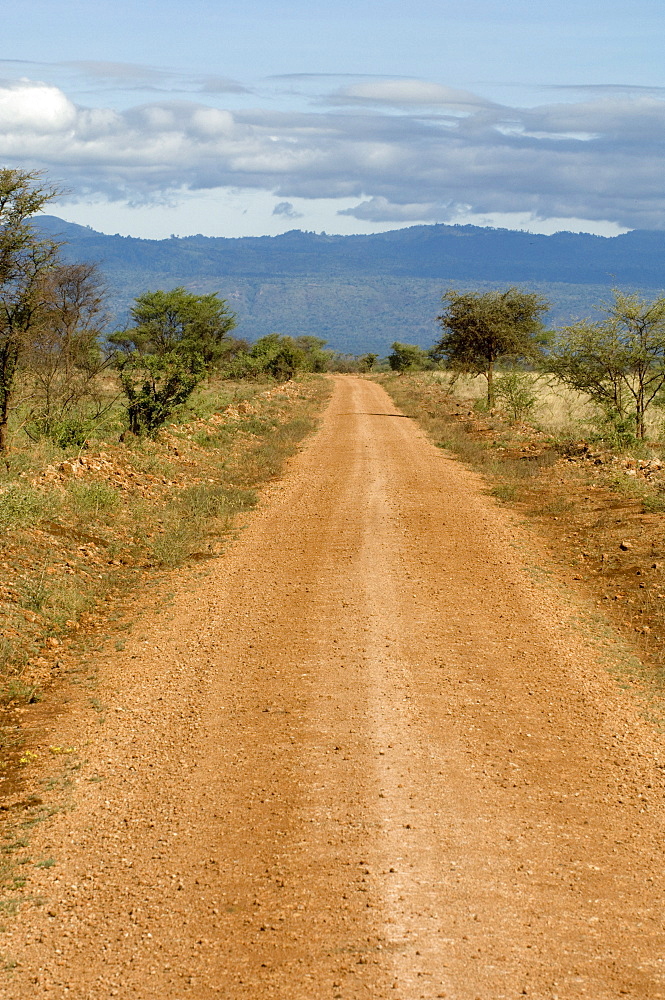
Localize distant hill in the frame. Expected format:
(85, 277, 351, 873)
(34, 217, 665, 354)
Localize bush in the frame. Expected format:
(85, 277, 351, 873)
(26, 416, 90, 449)
(493, 372, 538, 422)
(117, 351, 205, 436)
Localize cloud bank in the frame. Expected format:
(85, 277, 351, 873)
(1, 76, 664, 230)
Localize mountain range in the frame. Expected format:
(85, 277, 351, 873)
(35, 216, 665, 354)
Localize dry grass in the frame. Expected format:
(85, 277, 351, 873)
(0, 376, 331, 704)
(426, 370, 665, 440)
(381, 371, 665, 698)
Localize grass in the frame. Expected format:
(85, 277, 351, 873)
(66, 481, 119, 520)
(489, 483, 519, 503)
(0, 375, 331, 702)
(0, 485, 53, 532)
(383, 372, 665, 508)
(381, 369, 665, 710)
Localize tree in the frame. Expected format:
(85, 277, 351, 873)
(433, 287, 549, 406)
(25, 263, 113, 445)
(388, 341, 430, 374)
(227, 333, 320, 381)
(548, 290, 665, 440)
(110, 287, 239, 435)
(0, 169, 61, 453)
(251, 334, 307, 380)
(110, 287, 237, 370)
(358, 352, 379, 373)
(293, 336, 330, 373)
(116, 351, 206, 437)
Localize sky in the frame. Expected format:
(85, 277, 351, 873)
(2, 0, 665, 239)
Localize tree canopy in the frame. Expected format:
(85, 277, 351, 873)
(388, 341, 432, 374)
(110, 287, 238, 369)
(433, 287, 549, 405)
(548, 289, 665, 439)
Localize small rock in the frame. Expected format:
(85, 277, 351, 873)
(619, 541, 632, 551)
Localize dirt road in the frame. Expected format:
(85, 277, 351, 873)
(3, 376, 665, 999)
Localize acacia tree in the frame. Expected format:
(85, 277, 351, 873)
(549, 290, 665, 439)
(358, 352, 379, 373)
(116, 351, 206, 437)
(388, 341, 431, 373)
(433, 287, 549, 406)
(109, 287, 240, 436)
(110, 287, 238, 369)
(0, 169, 61, 452)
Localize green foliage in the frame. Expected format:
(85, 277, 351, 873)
(116, 351, 206, 437)
(0, 484, 50, 530)
(358, 352, 379, 372)
(434, 287, 549, 406)
(261, 338, 306, 381)
(0, 170, 62, 452)
(549, 289, 665, 439)
(226, 333, 331, 381)
(493, 372, 539, 422)
(590, 408, 638, 450)
(293, 336, 330, 373)
(26, 416, 89, 449)
(110, 286, 239, 370)
(388, 341, 431, 373)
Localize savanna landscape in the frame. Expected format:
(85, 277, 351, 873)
(1, 169, 665, 998)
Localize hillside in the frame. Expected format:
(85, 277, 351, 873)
(35, 217, 665, 353)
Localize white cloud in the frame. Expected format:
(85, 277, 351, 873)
(3, 77, 665, 232)
(0, 80, 76, 132)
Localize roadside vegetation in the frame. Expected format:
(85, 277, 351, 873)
(0, 376, 330, 706)
(379, 285, 665, 703)
(382, 368, 665, 691)
(0, 169, 336, 708)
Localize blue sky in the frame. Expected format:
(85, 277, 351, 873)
(2, 0, 665, 237)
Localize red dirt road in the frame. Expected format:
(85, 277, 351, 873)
(2, 376, 665, 999)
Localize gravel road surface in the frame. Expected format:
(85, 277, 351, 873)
(3, 376, 665, 999)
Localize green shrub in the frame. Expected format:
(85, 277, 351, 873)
(493, 372, 538, 422)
